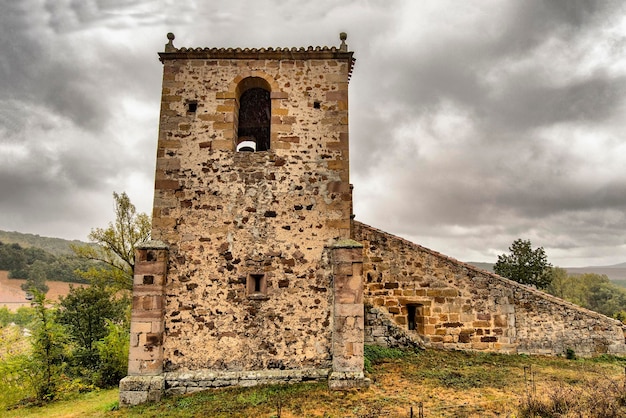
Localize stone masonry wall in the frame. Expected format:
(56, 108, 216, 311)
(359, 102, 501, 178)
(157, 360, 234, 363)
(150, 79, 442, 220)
(354, 222, 626, 356)
(151, 50, 354, 373)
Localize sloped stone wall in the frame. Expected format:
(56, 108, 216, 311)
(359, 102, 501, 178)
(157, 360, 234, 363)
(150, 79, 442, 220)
(354, 222, 626, 356)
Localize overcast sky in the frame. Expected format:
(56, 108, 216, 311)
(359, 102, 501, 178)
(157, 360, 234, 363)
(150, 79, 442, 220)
(1, 0, 625, 267)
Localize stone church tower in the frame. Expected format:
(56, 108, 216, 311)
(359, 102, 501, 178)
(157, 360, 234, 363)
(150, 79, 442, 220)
(120, 33, 367, 406)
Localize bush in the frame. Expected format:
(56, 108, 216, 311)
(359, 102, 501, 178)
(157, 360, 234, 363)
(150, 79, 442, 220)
(28, 292, 69, 403)
(0, 326, 34, 409)
(93, 320, 130, 387)
(57, 284, 128, 381)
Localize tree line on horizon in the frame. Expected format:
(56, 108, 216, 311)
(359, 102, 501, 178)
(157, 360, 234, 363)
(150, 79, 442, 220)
(0, 242, 94, 294)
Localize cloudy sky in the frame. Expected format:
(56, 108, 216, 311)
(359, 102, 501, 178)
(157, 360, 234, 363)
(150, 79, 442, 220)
(1, 0, 626, 267)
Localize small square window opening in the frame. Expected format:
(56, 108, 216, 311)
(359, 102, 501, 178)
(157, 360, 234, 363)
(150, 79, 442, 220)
(247, 273, 269, 300)
(187, 101, 198, 113)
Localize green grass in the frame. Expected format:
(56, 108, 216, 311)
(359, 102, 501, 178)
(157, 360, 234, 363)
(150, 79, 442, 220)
(2, 389, 118, 418)
(4, 348, 626, 417)
(363, 344, 411, 372)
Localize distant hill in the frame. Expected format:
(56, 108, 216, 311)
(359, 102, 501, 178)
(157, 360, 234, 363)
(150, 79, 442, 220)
(466, 262, 494, 272)
(466, 261, 626, 289)
(0, 230, 89, 256)
(564, 267, 626, 287)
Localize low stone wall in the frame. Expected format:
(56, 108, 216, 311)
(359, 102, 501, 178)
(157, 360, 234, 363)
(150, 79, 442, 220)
(354, 221, 626, 356)
(165, 368, 330, 395)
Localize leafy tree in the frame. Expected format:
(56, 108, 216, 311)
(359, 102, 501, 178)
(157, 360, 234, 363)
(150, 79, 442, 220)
(0, 306, 35, 328)
(583, 275, 626, 317)
(57, 284, 127, 373)
(94, 319, 130, 387)
(0, 242, 26, 275)
(27, 291, 68, 402)
(545, 267, 569, 298)
(72, 192, 151, 290)
(494, 239, 553, 289)
(20, 260, 49, 294)
(544, 272, 626, 319)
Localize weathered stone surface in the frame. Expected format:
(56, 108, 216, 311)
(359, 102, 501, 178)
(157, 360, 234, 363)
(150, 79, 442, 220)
(123, 36, 358, 407)
(148, 41, 354, 375)
(328, 371, 370, 389)
(164, 368, 331, 394)
(119, 376, 165, 407)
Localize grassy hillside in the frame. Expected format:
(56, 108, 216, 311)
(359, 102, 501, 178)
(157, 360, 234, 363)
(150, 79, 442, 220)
(0, 230, 89, 257)
(5, 348, 626, 417)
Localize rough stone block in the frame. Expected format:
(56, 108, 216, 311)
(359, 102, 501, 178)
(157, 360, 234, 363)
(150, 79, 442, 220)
(119, 375, 165, 407)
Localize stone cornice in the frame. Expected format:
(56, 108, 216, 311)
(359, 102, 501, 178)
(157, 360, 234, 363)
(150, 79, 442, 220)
(158, 33, 356, 79)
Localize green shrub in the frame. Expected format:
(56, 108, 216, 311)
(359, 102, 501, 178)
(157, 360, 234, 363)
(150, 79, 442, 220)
(93, 320, 129, 387)
(0, 353, 34, 409)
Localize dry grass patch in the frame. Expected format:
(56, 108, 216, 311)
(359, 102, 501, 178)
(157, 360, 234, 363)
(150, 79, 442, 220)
(4, 348, 626, 417)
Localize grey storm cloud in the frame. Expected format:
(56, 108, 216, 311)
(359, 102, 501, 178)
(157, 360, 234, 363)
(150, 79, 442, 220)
(348, 1, 626, 268)
(1, 0, 626, 267)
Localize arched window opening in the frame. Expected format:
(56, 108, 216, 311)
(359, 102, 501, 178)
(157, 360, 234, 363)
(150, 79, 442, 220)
(237, 87, 271, 152)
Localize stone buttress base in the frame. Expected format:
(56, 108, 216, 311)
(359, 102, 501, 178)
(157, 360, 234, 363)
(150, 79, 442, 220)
(119, 368, 370, 406)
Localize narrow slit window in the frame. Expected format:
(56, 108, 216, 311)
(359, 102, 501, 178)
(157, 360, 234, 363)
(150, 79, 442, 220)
(406, 304, 425, 333)
(407, 305, 416, 331)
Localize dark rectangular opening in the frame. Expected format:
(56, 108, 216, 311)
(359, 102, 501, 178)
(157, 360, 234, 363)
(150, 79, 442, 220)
(407, 305, 417, 331)
(247, 273, 268, 300)
(407, 303, 425, 333)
